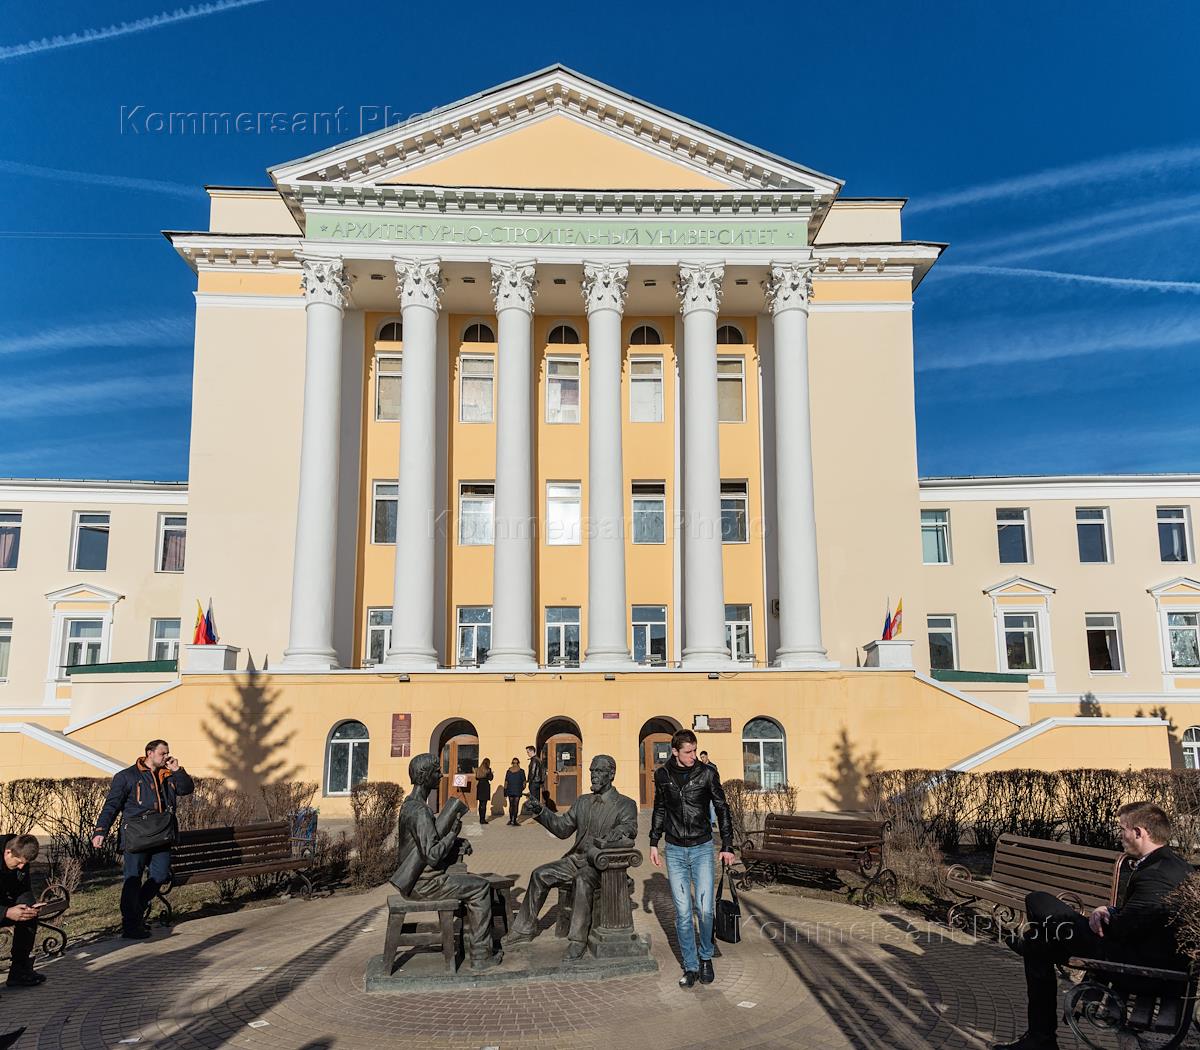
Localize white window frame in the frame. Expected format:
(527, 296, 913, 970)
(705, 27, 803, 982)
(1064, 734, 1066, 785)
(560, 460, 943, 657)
(996, 507, 1032, 564)
(375, 316, 403, 342)
(1084, 612, 1125, 674)
(632, 483, 666, 545)
(631, 605, 668, 666)
(156, 512, 187, 573)
(921, 509, 952, 565)
(324, 720, 370, 797)
(1158, 506, 1194, 564)
(724, 604, 753, 663)
(71, 510, 111, 571)
(1075, 506, 1113, 564)
(364, 607, 393, 666)
(1183, 727, 1200, 770)
(375, 351, 403, 422)
(716, 356, 746, 423)
(741, 717, 787, 791)
(629, 324, 662, 346)
(459, 354, 495, 424)
(59, 616, 106, 674)
(461, 320, 496, 343)
(372, 481, 398, 545)
(720, 481, 749, 544)
(0, 511, 21, 571)
(545, 606, 581, 667)
(546, 481, 581, 547)
(456, 606, 492, 667)
(149, 618, 181, 662)
(545, 355, 581, 425)
(716, 324, 745, 345)
(629, 355, 664, 423)
(458, 482, 495, 546)
(0, 618, 12, 682)
(926, 614, 959, 671)
(1160, 606, 1200, 673)
(997, 608, 1049, 673)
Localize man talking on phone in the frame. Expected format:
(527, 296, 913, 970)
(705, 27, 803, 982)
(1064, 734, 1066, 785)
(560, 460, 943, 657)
(1, 834, 46, 987)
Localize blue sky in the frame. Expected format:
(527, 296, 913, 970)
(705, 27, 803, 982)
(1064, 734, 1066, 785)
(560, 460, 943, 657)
(0, 0, 1197, 481)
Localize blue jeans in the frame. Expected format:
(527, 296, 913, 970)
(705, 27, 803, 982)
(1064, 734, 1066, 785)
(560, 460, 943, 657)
(664, 842, 715, 972)
(121, 848, 171, 930)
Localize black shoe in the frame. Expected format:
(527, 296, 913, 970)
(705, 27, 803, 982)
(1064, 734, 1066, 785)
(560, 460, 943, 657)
(5, 970, 45, 988)
(122, 926, 152, 940)
(0, 1027, 26, 1049)
(698, 958, 714, 984)
(991, 1033, 1058, 1050)
(678, 970, 698, 988)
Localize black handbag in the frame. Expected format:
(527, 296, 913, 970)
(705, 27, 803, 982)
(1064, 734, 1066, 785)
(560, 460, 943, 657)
(715, 864, 742, 944)
(122, 808, 177, 854)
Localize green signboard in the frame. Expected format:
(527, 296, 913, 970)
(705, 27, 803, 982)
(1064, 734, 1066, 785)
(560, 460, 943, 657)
(306, 212, 807, 250)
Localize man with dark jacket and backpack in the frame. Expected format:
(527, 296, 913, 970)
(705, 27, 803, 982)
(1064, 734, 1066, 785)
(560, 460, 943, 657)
(650, 729, 735, 989)
(91, 740, 194, 939)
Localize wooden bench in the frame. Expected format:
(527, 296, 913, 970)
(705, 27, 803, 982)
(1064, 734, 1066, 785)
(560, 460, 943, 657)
(1063, 955, 1199, 1050)
(0, 884, 71, 961)
(945, 833, 1126, 935)
(735, 813, 897, 906)
(151, 820, 313, 922)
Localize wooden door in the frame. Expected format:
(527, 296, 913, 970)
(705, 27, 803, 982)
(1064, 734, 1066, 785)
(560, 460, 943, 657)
(438, 734, 479, 808)
(546, 733, 581, 808)
(640, 734, 672, 806)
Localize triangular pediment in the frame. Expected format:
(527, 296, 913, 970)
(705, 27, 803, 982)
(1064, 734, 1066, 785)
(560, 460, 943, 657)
(269, 65, 842, 198)
(984, 576, 1056, 598)
(44, 583, 124, 604)
(1149, 577, 1200, 598)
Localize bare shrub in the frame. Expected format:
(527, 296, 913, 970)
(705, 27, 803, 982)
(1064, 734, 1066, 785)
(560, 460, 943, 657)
(1059, 769, 1125, 849)
(722, 779, 751, 845)
(888, 841, 948, 901)
(45, 778, 117, 867)
(925, 771, 979, 853)
(766, 782, 798, 816)
(309, 830, 351, 891)
(971, 770, 1060, 848)
(1168, 873, 1200, 963)
(47, 853, 83, 895)
(349, 781, 404, 887)
(866, 769, 939, 849)
(1, 779, 56, 835)
(177, 777, 259, 830)
(260, 781, 318, 823)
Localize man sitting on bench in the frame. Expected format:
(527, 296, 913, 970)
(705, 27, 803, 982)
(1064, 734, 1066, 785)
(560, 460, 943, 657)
(994, 800, 1191, 1050)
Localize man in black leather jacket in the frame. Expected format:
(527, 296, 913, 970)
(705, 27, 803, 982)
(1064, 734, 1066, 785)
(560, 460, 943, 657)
(1, 835, 44, 988)
(521, 745, 546, 821)
(994, 801, 1193, 1050)
(649, 729, 735, 988)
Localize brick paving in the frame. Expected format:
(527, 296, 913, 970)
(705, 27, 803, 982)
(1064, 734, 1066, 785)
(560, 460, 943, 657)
(2, 812, 1188, 1049)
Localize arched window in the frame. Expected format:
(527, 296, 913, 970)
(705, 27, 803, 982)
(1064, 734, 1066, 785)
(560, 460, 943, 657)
(377, 320, 403, 342)
(1184, 727, 1200, 769)
(629, 324, 662, 346)
(742, 717, 786, 790)
(716, 324, 745, 345)
(548, 324, 581, 345)
(463, 322, 495, 343)
(326, 720, 369, 795)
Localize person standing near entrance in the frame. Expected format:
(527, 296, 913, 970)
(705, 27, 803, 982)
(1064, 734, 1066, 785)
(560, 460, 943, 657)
(650, 729, 735, 989)
(474, 758, 494, 824)
(504, 758, 526, 826)
(522, 744, 545, 822)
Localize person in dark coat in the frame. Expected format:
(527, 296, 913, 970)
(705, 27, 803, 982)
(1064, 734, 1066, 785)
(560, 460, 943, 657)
(521, 744, 546, 823)
(92, 739, 195, 939)
(503, 758, 526, 826)
(993, 800, 1194, 1050)
(474, 758, 494, 824)
(1, 834, 44, 988)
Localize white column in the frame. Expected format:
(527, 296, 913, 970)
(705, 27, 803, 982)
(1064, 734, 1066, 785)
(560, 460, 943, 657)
(765, 261, 834, 668)
(677, 263, 732, 668)
(482, 261, 538, 670)
(581, 263, 634, 668)
(382, 258, 444, 670)
(282, 256, 351, 670)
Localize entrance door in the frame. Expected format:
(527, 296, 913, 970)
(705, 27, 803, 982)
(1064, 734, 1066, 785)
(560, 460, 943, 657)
(640, 734, 672, 807)
(546, 733, 581, 808)
(439, 734, 479, 808)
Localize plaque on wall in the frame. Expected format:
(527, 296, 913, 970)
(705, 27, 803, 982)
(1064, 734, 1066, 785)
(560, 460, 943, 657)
(391, 713, 412, 757)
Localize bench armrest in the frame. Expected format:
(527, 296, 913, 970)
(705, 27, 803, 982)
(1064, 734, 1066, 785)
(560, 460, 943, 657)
(1066, 956, 1192, 983)
(944, 863, 974, 883)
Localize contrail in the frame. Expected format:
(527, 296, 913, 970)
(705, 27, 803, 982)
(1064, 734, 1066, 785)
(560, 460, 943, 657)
(932, 264, 1200, 295)
(0, 0, 272, 62)
(0, 159, 197, 200)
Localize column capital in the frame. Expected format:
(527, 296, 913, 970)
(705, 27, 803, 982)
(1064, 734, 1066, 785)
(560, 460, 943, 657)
(580, 262, 629, 315)
(298, 255, 352, 311)
(676, 263, 724, 316)
(764, 261, 818, 315)
(490, 260, 537, 314)
(394, 257, 444, 312)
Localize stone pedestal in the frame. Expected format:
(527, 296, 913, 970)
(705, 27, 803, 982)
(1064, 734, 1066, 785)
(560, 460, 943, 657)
(863, 639, 914, 669)
(185, 644, 240, 672)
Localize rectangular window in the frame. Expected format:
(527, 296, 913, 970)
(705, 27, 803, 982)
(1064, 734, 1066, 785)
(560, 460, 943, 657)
(927, 615, 958, 670)
(0, 619, 11, 679)
(921, 510, 951, 565)
(0, 512, 21, 570)
(717, 357, 745, 422)
(1159, 506, 1192, 562)
(545, 606, 581, 666)
(629, 356, 663, 423)
(365, 607, 392, 665)
(632, 482, 666, 544)
(157, 514, 187, 572)
(1168, 612, 1200, 669)
(372, 481, 398, 544)
(724, 604, 753, 662)
(62, 618, 103, 671)
(631, 605, 667, 666)
(375, 353, 402, 421)
(72, 511, 110, 571)
(1002, 612, 1041, 672)
(459, 356, 494, 423)
(1085, 613, 1123, 672)
(459, 483, 495, 545)
(1076, 507, 1111, 563)
(996, 507, 1030, 563)
(721, 481, 748, 543)
(456, 606, 491, 666)
(546, 482, 581, 546)
(546, 357, 580, 424)
(150, 618, 181, 662)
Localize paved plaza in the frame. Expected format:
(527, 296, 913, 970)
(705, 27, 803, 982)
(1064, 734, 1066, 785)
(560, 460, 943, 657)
(4, 813, 1188, 1050)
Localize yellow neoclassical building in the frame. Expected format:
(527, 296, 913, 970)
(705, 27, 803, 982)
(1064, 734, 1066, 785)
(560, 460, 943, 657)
(2, 67, 1197, 810)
